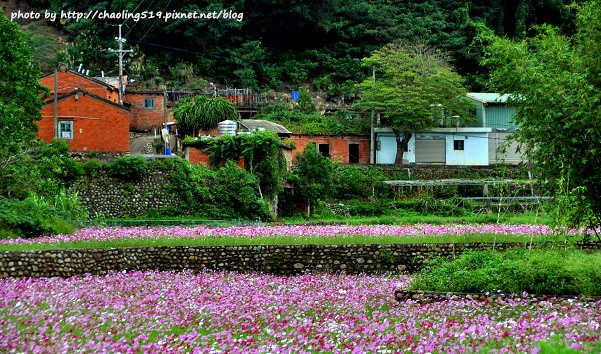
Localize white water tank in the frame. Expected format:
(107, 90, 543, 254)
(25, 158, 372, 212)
(218, 120, 238, 136)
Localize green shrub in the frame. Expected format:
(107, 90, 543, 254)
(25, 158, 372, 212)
(0, 196, 75, 238)
(81, 158, 102, 177)
(208, 161, 271, 221)
(332, 165, 389, 200)
(345, 200, 389, 217)
(411, 249, 601, 296)
(107, 156, 148, 180)
(39, 139, 84, 187)
(166, 158, 271, 221)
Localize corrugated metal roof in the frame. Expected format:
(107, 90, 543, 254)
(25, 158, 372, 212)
(239, 119, 291, 134)
(467, 93, 511, 104)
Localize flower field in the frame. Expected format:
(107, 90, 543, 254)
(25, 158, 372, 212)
(1, 270, 600, 353)
(0, 224, 569, 247)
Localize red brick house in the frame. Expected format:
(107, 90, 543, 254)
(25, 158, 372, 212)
(40, 69, 120, 103)
(123, 89, 168, 132)
(39, 89, 130, 153)
(291, 133, 370, 164)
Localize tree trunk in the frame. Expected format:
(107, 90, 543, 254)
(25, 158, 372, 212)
(393, 129, 412, 165)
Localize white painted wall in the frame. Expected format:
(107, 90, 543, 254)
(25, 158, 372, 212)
(375, 132, 415, 164)
(375, 128, 490, 165)
(444, 132, 489, 166)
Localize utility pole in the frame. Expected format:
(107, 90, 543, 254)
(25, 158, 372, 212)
(370, 66, 376, 164)
(109, 24, 133, 105)
(53, 68, 58, 139)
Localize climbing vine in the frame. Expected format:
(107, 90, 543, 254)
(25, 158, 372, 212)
(182, 130, 283, 199)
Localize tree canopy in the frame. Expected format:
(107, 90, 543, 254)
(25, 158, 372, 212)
(21, 0, 580, 91)
(356, 42, 473, 164)
(480, 0, 601, 230)
(0, 9, 47, 142)
(0, 8, 49, 198)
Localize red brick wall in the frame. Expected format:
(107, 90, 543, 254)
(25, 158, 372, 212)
(39, 93, 130, 153)
(124, 92, 166, 131)
(40, 72, 118, 102)
(196, 127, 219, 136)
(291, 134, 371, 164)
(186, 147, 245, 168)
(186, 147, 211, 166)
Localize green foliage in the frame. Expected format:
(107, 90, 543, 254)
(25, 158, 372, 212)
(33, 0, 581, 92)
(338, 197, 466, 217)
(107, 156, 148, 181)
(332, 165, 389, 200)
(173, 95, 238, 136)
(356, 42, 474, 164)
(0, 192, 85, 239)
(39, 140, 84, 186)
(288, 144, 334, 215)
(0, 9, 47, 139)
(294, 87, 316, 114)
(0, 12, 88, 238)
(183, 130, 283, 199)
(165, 158, 212, 211)
(81, 158, 103, 177)
(207, 161, 271, 221)
(480, 1, 601, 230)
(165, 158, 271, 221)
(255, 104, 370, 135)
(411, 249, 601, 296)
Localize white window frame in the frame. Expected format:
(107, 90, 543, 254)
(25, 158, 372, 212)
(143, 97, 156, 109)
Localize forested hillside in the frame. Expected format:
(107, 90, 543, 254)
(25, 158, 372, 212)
(16, 0, 581, 92)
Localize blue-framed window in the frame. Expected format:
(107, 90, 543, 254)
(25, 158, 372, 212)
(59, 121, 73, 140)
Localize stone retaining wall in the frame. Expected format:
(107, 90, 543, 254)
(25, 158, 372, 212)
(2, 242, 600, 278)
(71, 170, 182, 218)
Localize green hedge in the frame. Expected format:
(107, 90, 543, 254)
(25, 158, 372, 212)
(411, 248, 601, 296)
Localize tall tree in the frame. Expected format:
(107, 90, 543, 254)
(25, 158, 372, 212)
(0, 9, 47, 139)
(479, 0, 601, 230)
(356, 42, 473, 164)
(0, 9, 48, 198)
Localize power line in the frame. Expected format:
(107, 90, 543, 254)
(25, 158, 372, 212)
(136, 0, 174, 45)
(124, 0, 158, 37)
(121, 0, 147, 27)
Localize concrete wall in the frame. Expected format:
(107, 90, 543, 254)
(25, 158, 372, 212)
(444, 132, 489, 166)
(2, 242, 599, 278)
(375, 129, 490, 166)
(376, 133, 415, 164)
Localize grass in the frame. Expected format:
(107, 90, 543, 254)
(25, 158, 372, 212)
(0, 233, 572, 252)
(410, 248, 601, 296)
(91, 211, 551, 228)
(279, 210, 552, 226)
